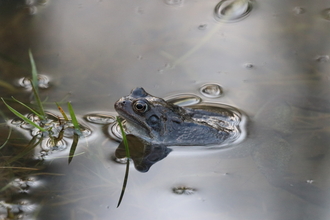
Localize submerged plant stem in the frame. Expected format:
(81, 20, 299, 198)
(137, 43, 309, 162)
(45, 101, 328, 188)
(116, 117, 130, 208)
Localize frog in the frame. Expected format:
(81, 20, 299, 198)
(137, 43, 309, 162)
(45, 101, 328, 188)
(114, 87, 243, 147)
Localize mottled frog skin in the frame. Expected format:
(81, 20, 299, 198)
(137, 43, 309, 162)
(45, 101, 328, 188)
(114, 87, 242, 146)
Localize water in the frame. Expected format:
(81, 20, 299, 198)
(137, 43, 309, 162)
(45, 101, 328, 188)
(1, 0, 330, 219)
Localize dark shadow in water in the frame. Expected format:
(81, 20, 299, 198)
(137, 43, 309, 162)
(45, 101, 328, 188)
(115, 134, 172, 172)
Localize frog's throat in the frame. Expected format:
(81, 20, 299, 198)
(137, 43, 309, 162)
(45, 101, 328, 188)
(117, 112, 152, 138)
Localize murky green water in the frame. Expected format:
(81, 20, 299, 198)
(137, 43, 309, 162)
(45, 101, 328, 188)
(1, 0, 330, 219)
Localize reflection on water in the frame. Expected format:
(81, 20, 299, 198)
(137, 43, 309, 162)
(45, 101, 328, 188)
(1, 0, 330, 219)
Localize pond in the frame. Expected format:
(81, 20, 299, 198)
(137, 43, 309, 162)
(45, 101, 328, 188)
(1, 0, 330, 219)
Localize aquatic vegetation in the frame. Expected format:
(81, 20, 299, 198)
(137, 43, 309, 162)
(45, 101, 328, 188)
(116, 116, 130, 208)
(1, 50, 89, 163)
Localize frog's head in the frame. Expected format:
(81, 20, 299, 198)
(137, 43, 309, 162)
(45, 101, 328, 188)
(114, 87, 176, 139)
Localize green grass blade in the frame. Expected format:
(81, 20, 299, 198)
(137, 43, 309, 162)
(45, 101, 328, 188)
(29, 49, 38, 94)
(30, 80, 46, 119)
(1, 98, 47, 132)
(28, 50, 46, 118)
(116, 117, 130, 158)
(116, 117, 130, 208)
(68, 132, 79, 164)
(11, 96, 44, 119)
(67, 102, 80, 133)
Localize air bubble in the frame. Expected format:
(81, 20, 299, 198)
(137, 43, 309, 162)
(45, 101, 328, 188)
(315, 55, 329, 63)
(244, 63, 254, 68)
(199, 84, 223, 98)
(164, 0, 183, 6)
(306, 179, 314, 184)
(84, 113, 116, 125)
(293, 6, 305, 15)
(198, 24, 207, 30)
(172, 186, 196, 195)
(18, 74, 50, 90)
(214, 0, 253, 22)
(165, 94, 202, 106)
(321, 8, 330, 21)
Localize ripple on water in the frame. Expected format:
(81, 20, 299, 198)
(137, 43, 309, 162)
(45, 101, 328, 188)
(164, 0, 183, 6)
(17, 74, 50, 89)
(199, 84, 223, 98)
(214, 0, 253, 22)
(84, 113, 116, 125)
(165, 94, 202, 106)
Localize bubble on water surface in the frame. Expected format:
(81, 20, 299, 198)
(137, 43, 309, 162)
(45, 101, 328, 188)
(214, 0, 253, 22)
(199, 84, 223, 98)
(315, 55, 329, 63)
(306, 179, 314, 184)
(165, 94, 202, 106)
(84, 113, 116, 125)
(18, 74, 50, 89)
(292, 6, 305, 15)
(198, 24, 207, 30)
(164, 0, 183, 6)
(172, 186, 196, 195)
(109, 122, 124, 141)
(43, 138, 67, 151)
(244, 63, 254, 68)
(321, 8, 330, 21)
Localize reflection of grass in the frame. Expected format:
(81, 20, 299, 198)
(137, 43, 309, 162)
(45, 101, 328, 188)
(116, 117, 130, 208)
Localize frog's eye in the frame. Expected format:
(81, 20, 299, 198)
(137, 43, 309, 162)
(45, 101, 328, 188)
(133, 100, 148, 113)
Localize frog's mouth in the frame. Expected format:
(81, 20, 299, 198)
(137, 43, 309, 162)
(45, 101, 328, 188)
(114, 100, 152, 138)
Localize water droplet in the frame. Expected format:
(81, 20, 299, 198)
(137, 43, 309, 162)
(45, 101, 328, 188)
(214, 0, 253, 22)
(293, 6, 305, 15)
(315, 55, 329, 63)
(84, 113, 116, 125)
(25, 0, 36, 6)
(164, 0, 183, 6)
(27, 6, 38, 15)
(165, 94, 202, 106)
(172, 186, 196, 195)
(198, 24, 207, 30)
(114, 157, 128, 164)
(321, 8, 330, 21)
(18, 74, 50, 90)
(43, 138, 67, 151)
(306, 179, 314, 184)
(199, 84, 223, 98)
(109, 122, 124, 141)
(244, 63, 254, 68)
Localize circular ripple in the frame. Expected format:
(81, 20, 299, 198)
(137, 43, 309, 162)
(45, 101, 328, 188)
(84, 113, 116, 125)
(199, 84, 223, 98)
(165, 94, 202, 106)
(214, 0, 253, 22)
(17, 74, 50, 89)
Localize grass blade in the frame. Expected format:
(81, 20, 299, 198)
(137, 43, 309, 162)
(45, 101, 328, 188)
(116, 117, 130, 208)
(1, 98, 47, 132)
(30, 79, 46, 119)
(67, 102, 80, 133)
(11, 96, 44, 119)
(68, 132, 79, 164)
(0, 126, 12, 150)
(29, 49, 38, 94)
(56, 102, 69, 121)
(28, 50, 46, 119)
